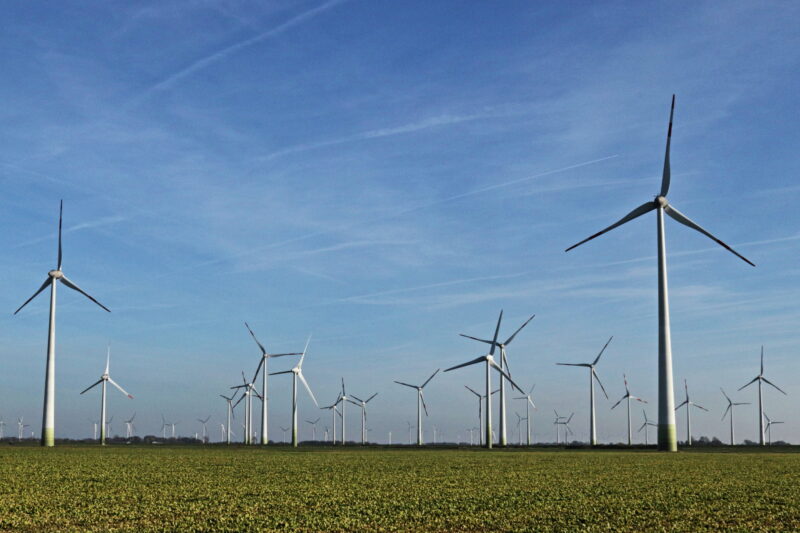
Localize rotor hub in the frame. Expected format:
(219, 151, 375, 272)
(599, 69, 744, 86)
(655, 196, 668, 208)
(49, 270, 63, 279)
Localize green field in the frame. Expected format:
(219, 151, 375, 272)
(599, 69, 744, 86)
(1, 445, 799, 531)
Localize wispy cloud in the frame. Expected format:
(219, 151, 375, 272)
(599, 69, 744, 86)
(13, 216, 127, 249)
(128, 0, 351, 105)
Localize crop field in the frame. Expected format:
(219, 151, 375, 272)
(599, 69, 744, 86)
(1, 446, 799, 532)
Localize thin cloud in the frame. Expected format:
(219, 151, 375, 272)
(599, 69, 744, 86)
(129, 0, 351, 105)
(13, 216, 128, 249)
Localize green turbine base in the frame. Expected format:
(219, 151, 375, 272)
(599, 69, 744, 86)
(41, 427, 55, 447)
(658, 424, 677, 451)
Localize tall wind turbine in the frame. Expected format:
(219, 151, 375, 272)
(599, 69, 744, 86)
(675, 379, 708, 446)
(270, 337, 318, 447)
(197, 416, 211, 443)
(764, 414, 783, 446)
(280, 426, 289, 444)
(18, 418, 29, 441)
(245, 322, 301, 445)
(460, 312, 535, 447)
(513, 385, 536, 446)
(124, 413, 136, 439)
(394, 369, 440, 446)
(14, 201, 111, 446)
(564, 96, 755, 451)
(739, 347, 786, 446)
(339, 379, 351, 445)
(79, 348, 133, 445)
(639, 410, 657, 445)
(610, 374, 647, 445)
(556, 336, 612, 446)
(320, 395, 341, 445)
(232, 372, 259, 444)
(720, 388, 749, 446)
(220, 393, 237, 445)
(348, 393, 378, 445)
(556, 412, 574, 444)
(305, 417, 320, 441)
(465, 385, 499, 447)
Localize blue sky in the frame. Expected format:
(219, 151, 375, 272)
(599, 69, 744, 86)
(1, 1, 798, 444)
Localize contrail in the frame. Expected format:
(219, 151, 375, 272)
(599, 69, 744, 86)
(129, 0, 351, 105)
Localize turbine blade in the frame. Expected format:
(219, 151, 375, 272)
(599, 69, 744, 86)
(504, 315, 536, 346)
(298, 336, 311, 368)
(108, 378, 133, 399)
(420, 391, 429, 417)
(298, 372, 318, 407)
(593, 370, 609, 399)
(675, 400, 688, 410)
(444, 355, 486, 372)
(610, 397, 624, 410)
(80, 379, 103, 395)
(738, 377, 759, 391)
(421, 369, 440, 388)
(252, 357, 265, 384)
(365, 393, 378, 403)
(664, 204, 754, 266)
(14, 277, 51, 315)
(393, 381, 417, 389)
(721, 404, 731, 421)
(556, 363, 588, 367)
(244, 322, 267, 355)
(760, 346, 764, 375)
(57, 200, 63, 270)
(489, 359, 524, 393)
(268, 370, 293, 376)
(465, 385, 481, 397)
(660, 95, 675, 197)
(593, 336, 613, 365)
(565, 202, 656, 252)
(762, 377, 787, 395)
(720, 387, 731, 403)
(60, 274, 111, 312)
(638, 422, 647, 432)
(489, 310, 503, 356)
(694, 404, 709, 412)
(269, 352, 303, 358)
(350, 395, 363, 403)
(459, 334, 493, 345)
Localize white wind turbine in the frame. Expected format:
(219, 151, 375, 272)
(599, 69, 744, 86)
(245, 322, 302, 445)
(610, 374, 647, 445)
(465, 385, 499, 447)
(556, 337, 612, 446)
(514, 412, 525, 445)
(394, 369, 440, 446)
(305, 417, 320, 441)
(269, 337, 318, 447)
(0, 419, 5, 440)
(220, 392, 237, 445)
(555, 412, 574, 444)
(339, 379, 352, 445)
(739, 346, 786, 446)
(197, 416, 211, 443)
(565, 96, 755, 452)
(347, 393, 378, 445)
(280, 426, 289, 444)
(106, 415, 114, 438)
(124, 413, 136, 439)
(460, 312, 535, 447)
(232, 372, 259, 445)
(720, 388, 749, 446)
(14, 201, 111, 447)
(639, 410, 657, 445)
(320, 395, 341, 445)
(18, 417, 29, 441)
(513, 385, 536, 446)
(89, 419, 99, 440)
(764, 414, 783, 446)
(675, 379, 708, 446)
(80, 348, 133, 445)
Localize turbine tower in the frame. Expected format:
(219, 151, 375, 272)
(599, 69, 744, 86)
(465, 385, 498, 447)
(124, 413, 136, 439)
(764, 414, 784, 446)
(305, 417, 320, 441)
(245, 322, 301, 445)
(197, 416, 211, 443)
(513, 385, 536, 446)
(675, 379, 708, 446)
(739, 347, 786, 446)
(220, 393, 237, 445)
(610, 374, 647, 445)
(565, 96, 755, 451)
(556, 336, 612, 446)
(231, 372, 259, 444)
(79, 347, 133, 445)
(639, 410, 657, 445)
(14, 201, 111, 446)
(720, 388, 749, 446)
(460, 311, 535, 446)
(320, 395, 341, 445)
(394, 369, 440, 446)
(555, 412, 574, 444)
(339, 379, 351, 445)
(269, 337, 318, 447)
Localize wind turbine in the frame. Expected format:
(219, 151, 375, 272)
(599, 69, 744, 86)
(320, 395, 341, 445)
(513, 385, 536, 446)
(720, 388, 749, 446)
(460, 312, 535, 446)
(515, 412, 525, 445)
(739, 346, 786, 446)
(305, 417, 320, 441)
(18, 418, 29, 441)
(106, 415, 114, 439)
(339, 379, 352, 445)
(220, 393, 237, 445)
(124, 412, 136, 439)
(160, 415, 167, 439)
(610, 374, 647, 445)
(406, 421, 413, 445)
(394, 369, 440, 446)
(465, 386, 499, 447)
(556, 336, 612, 446)
(232, 372, 258, 445)
(556, 412, 574, 444)
(675, 379, 708, 446)
(280, 426, 289, 444)
(764, 414, 783, 446)
(0, 419, 5, 440)
(197, 416, 211, 443)
(80, 348, 133, 445)
(14, 201, 111, 446)
(244, 322, 301, 445)
(270, 337, 318, 447)
(639, 410, 657, 445)
(348, 393, 378, 445)
(565, 96, 755, 452)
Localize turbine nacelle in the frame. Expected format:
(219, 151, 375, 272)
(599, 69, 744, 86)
(48, 270, 63, 279)
(655, 196, 668, 208)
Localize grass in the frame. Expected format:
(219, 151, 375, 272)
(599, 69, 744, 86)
(1, 445, 799, 531)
